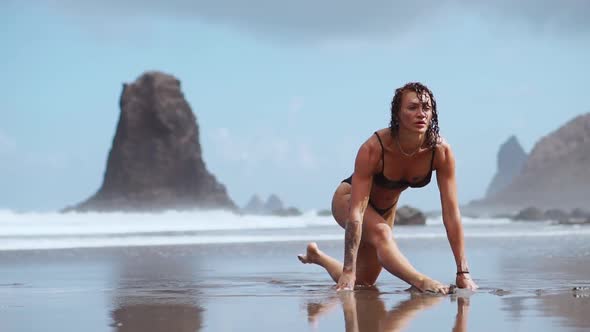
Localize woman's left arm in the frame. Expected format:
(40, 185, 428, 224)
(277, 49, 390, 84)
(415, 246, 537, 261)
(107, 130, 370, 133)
(435, 142, 478, 290)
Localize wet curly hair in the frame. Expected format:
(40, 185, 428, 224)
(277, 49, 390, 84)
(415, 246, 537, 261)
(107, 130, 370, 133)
(389, 82, 440, 148)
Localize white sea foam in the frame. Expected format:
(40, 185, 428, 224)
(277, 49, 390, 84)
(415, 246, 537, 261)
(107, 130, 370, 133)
(0, 209, 333, 236)
(425, 216, 513, 226)
(0, 209, 587, 251)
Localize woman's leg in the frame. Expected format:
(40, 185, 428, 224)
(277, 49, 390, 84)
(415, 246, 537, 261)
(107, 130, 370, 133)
(297, 240, 382, 285)
(298, 183, 381, 285)
(298, 183, 448, 292)
(298, 242, 343, 283)
(360, 208, 449, 293)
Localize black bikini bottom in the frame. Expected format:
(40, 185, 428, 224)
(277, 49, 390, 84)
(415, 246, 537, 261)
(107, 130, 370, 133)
(341, 176, 395, 216)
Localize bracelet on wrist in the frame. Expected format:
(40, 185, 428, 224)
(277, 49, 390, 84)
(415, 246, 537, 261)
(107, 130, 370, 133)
(456, 271, 470, 275)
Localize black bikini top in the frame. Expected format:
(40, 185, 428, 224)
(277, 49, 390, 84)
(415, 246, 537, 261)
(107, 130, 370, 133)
(372, 132, 435, 190)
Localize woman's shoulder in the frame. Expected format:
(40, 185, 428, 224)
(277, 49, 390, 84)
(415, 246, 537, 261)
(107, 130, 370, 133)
(361, 128, 388, 149)
(434, 136, 451, 152)
(355, 130, 387, 171)
(433, 136, 454, 168)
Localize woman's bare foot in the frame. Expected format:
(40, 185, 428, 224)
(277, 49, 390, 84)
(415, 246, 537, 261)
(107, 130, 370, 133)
(297, 242, 321, 264)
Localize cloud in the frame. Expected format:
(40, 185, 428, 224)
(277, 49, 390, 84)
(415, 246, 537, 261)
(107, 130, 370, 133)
(287, 96, 304, 125)
(460, 0, 590, 33)
(288, 97, 304, 114)
(0, 130, 71, 173)
(210, 127, 318, 170)
(45, 0, 436, 41)
(211, 127, 251, 163)
(296, 143, 317, 170)
(40, 0, 590, 43)
(0, 130, 16, 154)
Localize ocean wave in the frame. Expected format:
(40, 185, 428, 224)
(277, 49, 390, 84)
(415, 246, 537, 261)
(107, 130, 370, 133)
(0, 209, 512, 236)
(0, 209, 335, 236)
(0, 209, 588, 251)
(1, 227, 589, 251)
(426, 216, 513, 226)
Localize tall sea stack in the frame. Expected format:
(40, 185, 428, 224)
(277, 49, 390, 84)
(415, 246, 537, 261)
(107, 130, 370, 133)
(67, 71, 236, 212)
(485, 135, 528, 198)
(469, 113, 590, 213)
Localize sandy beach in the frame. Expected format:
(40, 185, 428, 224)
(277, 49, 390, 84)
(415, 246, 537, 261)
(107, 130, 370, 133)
(0, 220, 589, 332)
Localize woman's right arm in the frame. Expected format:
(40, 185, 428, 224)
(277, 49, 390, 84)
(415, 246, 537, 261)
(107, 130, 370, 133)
(336, 141, 377, 291)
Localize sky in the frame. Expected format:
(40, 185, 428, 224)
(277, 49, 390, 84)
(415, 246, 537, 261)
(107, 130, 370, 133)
(1, 0, 589, 212)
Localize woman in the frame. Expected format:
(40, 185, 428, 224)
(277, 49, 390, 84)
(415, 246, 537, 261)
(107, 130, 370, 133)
(298, 82, 478, 293)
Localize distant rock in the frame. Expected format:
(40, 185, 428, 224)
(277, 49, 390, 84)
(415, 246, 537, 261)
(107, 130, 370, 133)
(469, 113, 590, 213)
(317, 209, 332, 217)
(571, 208, 590, 220)
(264, 194, 284, 212)
(559, 208, 590, 225)
(512, 207, 546, 221)
(485, 136, 528, 198)
(511, 207, 590, 225)
(240, 194, 301, 216)
(243, 195, 264, 214)
(544, 208, 570, 222)
(395, 206, 426, 225)
(490, 213, 515, 219)
(65, 71, 236, 212)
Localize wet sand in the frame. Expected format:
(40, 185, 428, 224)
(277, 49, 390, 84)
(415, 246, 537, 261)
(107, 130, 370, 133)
(0, 235, 589, 331)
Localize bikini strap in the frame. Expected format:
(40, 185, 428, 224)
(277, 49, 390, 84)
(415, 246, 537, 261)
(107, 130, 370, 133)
(429, 146, 436, 170)
(373, 132, 385, 172)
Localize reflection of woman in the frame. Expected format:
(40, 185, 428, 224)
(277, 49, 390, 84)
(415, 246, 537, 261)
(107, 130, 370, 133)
(341, 292, 443, 332)
(298, 83, 477, 293)
(452, 297, 469, 332)
(306, 290, 470, 332)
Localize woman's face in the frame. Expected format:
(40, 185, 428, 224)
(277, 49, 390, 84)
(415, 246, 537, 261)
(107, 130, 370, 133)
(397, 91, 432, 134)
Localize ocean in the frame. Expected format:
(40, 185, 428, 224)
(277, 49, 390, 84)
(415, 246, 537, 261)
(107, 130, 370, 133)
(1, 209, 587, 251)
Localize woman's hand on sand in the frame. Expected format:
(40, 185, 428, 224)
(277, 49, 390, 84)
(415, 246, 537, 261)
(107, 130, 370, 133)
(336, 271, 355, 291)
(418, 278, 450, 294)
(456, 273, 478, 290)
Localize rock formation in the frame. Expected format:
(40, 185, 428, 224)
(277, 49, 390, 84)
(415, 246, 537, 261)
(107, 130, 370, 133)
(395, 206, 426, 225)
(470, 113, 590, 213)
(317, 206, 429, 224)
(243, 194, 265, 214)
(66, 71, 236, 212)
(512, 207, 545, 221)
(241, 194, 301, 216)
(264, 194, 284, 213)
(485, 136, 527, 197)
(511, 207, 590, 225)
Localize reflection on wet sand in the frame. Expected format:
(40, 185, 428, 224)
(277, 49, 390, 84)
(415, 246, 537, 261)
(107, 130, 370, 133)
(499, 239, 590, 330)
(307, 289, 470, 332)
(452, 297, 469, 332)
(112, 304, 203, 332)
(536, 292, 590, 330)
(110, 249, 204, 332)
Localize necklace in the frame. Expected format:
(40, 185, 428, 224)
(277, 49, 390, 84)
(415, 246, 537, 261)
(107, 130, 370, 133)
(396, 137, 421, 157)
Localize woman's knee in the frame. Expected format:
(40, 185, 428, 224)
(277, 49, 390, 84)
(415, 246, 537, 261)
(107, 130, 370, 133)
(368, 223, 392, 246)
